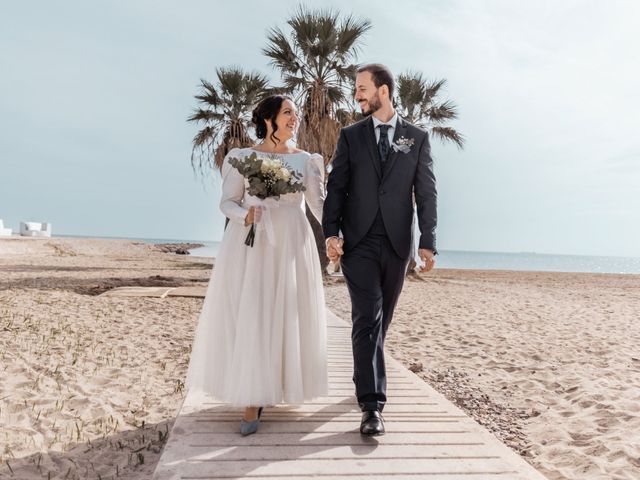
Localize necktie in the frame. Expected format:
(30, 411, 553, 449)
(378, 124, 391, 164)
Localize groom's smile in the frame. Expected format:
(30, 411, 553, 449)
(355, 71, 385, 116)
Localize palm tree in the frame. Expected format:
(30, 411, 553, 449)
(396, 72, 465, 274)
(263, 6, 372, 271)
(188, 67, 270, 175)
(262, 6, 371, 161)
(395, 72, 465, 148)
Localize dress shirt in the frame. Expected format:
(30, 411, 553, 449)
(372, 111, 398, 144)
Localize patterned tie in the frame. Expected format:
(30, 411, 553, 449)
(378, 124, 391, 165)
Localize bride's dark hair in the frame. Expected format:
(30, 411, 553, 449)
(251, 95, 293, 145)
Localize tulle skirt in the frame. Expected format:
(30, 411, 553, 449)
(185, 204, 328, 406)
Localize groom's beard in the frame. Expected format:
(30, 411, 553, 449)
(360, 92, 382, 116)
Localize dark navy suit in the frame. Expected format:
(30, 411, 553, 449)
(323, 115, 437, 412)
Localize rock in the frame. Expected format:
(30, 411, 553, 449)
(409, 362, 423, 373)
(152, 243, 204, 255)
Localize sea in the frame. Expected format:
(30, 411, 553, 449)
(185, 241, 640, 275)
(53, 235, 640, 275)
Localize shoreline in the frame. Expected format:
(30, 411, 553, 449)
(1, 236, 638, 479)
(4, 234, 640, 275)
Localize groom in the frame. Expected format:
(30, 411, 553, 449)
(323, 63, 437, 436)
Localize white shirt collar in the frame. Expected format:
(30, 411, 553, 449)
(372, 111, 398, 130)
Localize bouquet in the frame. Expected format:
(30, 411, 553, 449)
(228, 152, 306, 247)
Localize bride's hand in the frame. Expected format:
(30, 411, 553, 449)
(244, 206, 263, 226)
(417, 248, 436, 273)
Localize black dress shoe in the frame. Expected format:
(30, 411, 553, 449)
(360, 410, 385, 436)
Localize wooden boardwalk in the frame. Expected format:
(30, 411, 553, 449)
(153, 310, 547, 480)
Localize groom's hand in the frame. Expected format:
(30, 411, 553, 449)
(418, 249, 436, 273)
(326, 237, 344, 262)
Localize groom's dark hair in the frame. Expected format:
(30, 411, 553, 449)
(358, 63, 395, 98)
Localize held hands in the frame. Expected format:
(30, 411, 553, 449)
(326, 237, 344, 262)
(325, 240, 435, 273)
(417, 248, 436, 273)
(244, 206, 264, 226)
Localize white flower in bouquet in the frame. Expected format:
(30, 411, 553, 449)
(260, 157, 283, 174)
(277, 167, 292, 181)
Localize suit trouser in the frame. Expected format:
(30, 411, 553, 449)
(340, 231, 409, 412)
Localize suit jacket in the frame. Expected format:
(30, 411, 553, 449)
(322, 115, 437, 260)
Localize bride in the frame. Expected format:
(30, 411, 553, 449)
(185, 95, 328, 435)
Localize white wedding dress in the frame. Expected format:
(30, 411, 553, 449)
(186, 147, 328, 407)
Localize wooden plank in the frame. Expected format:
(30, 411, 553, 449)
(167, 458, 523, 478)
(153, 310, 548, 480)
(166, 444, 502, 460)
(178, 420, 470, 434)
(99, 286, 175, 297)
(179, 432, 484, 447)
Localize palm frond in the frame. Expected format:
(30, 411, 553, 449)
(216, 67, 246, 97)
(191, 125, 219, 149)
(396, 71, 464, 150)
(426, 100, 459, 123)
(325, 85, 346, 105)
(335, 15, 372, 60)
(282, 74, 307, 92)
(431, 126, 465, 149)
(423, 78, 446, 101)
(262, 28, 300, 72)
(190, 126, 219, 175)
(263, 85, 294, 97)
(187, 108, 224, 124)
(194, 78, 221, 107)
(332, 63, 358, 83)
(396, 71, 426, 117)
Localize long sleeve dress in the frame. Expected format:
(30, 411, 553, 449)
(185, 148, 328, 406)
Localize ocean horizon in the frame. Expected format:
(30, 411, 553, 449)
(188, 241, 640, 275)
(51, 234, 640, 275)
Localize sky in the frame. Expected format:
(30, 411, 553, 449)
(1, 0, 639, 257)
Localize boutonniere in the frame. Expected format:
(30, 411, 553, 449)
(390, 136, 415, 154)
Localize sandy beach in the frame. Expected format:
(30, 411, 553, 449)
(1, 237, 638, 479)
(327, 269, 640, 479)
